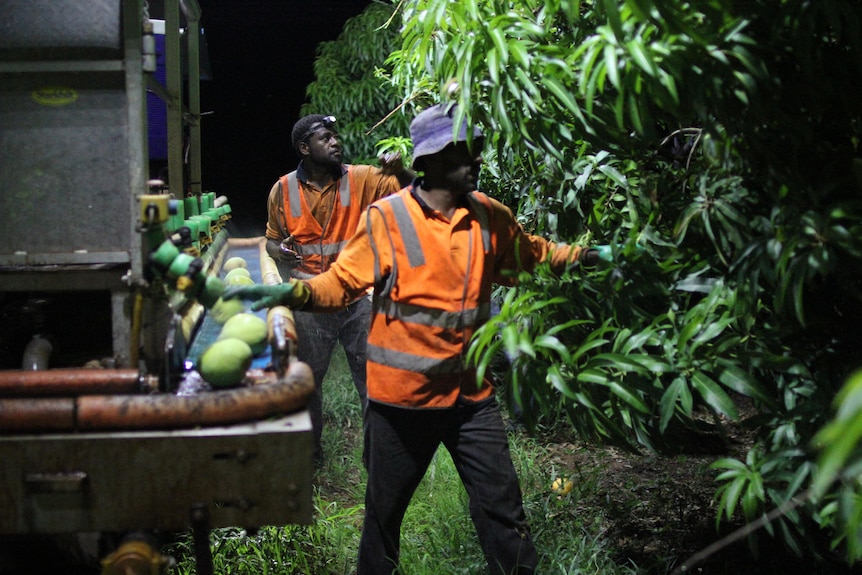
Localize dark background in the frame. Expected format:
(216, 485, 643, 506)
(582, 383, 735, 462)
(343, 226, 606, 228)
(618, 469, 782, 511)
(194, 1, 373, 235)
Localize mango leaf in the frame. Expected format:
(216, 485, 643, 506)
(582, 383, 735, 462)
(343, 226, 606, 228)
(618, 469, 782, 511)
(572, 333, 611, 361)
(677, 316, 703, 352)
(608, 381, 651, 413)
(715, 472, 747, 521)
(812, 370, 862, 497)
(714, 359, 776, 408)
(675, 275, 719, 293)
(596, 163, 628, 188)
(577, 368, 610, 385)
(626, 39, 658, 77)
(691, 370, 739, 419)
(543, 74, 586, 122)
(534, 334, 571, 361)
(601, 0, 625, 41)
(502, 323, 520, 358)
(659, 376, 689, 431)
(603, 42, 620, 91)
(488, 27, 509, 66)
(548, 364, 579, 399)
(589, 352, 649, 372)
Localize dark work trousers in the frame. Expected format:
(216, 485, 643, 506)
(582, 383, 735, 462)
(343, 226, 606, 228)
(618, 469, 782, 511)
(358, 397, 538, 575)
(293, 294, 371, 461)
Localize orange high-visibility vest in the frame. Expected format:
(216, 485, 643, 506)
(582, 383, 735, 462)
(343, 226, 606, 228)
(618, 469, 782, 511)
(279, 166, 362, 279)
(364, 189, 497, 407)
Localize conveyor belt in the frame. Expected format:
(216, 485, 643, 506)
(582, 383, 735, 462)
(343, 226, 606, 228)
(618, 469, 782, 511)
(186, 243, 273, 371)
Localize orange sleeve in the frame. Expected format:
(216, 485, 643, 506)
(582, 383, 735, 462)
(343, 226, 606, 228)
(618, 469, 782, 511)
(350, 164, 404, 204)
(264, 180, 286, 241)
(488, 196, 583, 285)
(305, 206, 386, 311)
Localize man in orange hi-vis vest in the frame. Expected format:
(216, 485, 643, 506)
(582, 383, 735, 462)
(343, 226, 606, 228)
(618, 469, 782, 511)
(264, 114, 413, 463)
(229, 104, 611, 575)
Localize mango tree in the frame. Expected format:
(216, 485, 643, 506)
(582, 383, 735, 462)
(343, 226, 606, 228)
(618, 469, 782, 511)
(378, 0, 862, 562)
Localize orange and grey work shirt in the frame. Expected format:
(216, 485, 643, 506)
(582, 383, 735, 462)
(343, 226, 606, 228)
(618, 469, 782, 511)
(265, 162, 403, 279)
(305, 185, 584, 409)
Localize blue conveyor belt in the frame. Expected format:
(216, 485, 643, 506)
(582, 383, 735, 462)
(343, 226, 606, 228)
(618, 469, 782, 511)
(186, 244, 272, 370)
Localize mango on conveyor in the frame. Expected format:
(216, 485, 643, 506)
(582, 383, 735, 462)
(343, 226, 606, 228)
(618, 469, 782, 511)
(210, 296, 245, 324)
(224, 267, 251, 282)
(219, 312, 268, 355)
(225, 274, 255, 286)
(223, 256, 248, 272)
(197, 337, 253, 388)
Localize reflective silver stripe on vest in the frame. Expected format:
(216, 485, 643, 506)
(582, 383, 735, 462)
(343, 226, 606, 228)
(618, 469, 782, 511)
(287, 172, 302, 218)
(367, 343, 464, 375)
(367, 205, 397, 297)
(297, 239, 348, 256)
(287, 168, 351, 218)
(376, 298, 490, 329)
(339, 169, 351, 207)
(389, 195, 425, 268)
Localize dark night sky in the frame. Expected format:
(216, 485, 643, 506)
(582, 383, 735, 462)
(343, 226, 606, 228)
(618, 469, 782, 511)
(194, 1, 373, 235)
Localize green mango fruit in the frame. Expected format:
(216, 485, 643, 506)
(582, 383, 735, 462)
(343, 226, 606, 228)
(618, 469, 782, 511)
(198, 337, 253, 388)
(224, 267, 252, 282)
(223, 256, 248, 272)
(219, 312, 268, 355)
(198, 275, 226, 308)
(210, 296, 245, 324)
(225, 274, 255, 287)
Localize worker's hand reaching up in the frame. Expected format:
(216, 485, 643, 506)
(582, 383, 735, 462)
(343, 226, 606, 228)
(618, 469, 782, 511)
(378, 152, 405, 176)
(223, 279, 311, 311)
(379, 151, 415, 187)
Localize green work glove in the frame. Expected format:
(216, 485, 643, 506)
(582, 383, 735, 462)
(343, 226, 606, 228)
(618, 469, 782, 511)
(593, 244, 613, 262)
(581, 245, 614, 266)
(223, 279, 311, 312)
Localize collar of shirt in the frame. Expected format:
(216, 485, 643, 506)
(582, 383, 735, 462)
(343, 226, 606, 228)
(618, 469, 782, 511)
(409, 181, 472, 217)
(296, 161, 348, 186)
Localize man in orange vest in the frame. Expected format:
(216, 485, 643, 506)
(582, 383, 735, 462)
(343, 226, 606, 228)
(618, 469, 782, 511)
(264, 114, 413, 462)
(230, 104, 609, 575)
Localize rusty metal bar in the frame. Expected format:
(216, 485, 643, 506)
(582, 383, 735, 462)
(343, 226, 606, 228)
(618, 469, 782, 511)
(0, 362, 313, 433)
(0, 369, 155, 397)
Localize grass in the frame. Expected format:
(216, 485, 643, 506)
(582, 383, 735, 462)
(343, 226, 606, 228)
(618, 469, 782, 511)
(165, 346, 638, 575)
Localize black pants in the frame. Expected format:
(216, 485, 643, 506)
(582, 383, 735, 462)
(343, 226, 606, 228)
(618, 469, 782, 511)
(293, 295, 371, 460)
(358, 397, 538, 575)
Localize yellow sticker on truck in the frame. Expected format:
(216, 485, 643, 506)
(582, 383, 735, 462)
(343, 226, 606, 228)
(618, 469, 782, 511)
(31, 87, 79, 106)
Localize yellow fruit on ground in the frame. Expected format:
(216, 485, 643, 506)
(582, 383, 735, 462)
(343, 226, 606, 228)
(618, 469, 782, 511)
(198, 337, 253, 388)
(551, 477, 573, 495)
(210, 296, 245, 324)
(219, 312, 268, 355)
(225, 274, 255, 286)
(223, 256, 248, 272)
(224, 267, 252, 282)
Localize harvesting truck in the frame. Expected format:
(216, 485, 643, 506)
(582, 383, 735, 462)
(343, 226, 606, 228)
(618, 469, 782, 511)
(0, 1, 314, 572)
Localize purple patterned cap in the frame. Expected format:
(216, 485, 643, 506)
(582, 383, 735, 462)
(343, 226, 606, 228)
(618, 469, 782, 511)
(410, 104, 483, 165)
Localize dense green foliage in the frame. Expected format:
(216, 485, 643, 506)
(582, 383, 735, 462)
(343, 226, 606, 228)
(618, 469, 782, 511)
(300, 1, 410, 164)
(380, 0, 862, 564)
(298, 0, 862, 565)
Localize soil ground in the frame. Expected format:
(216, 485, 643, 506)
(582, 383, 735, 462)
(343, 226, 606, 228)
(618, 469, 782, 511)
(535, 399, 862, 575)
(315, 394, 862, 574)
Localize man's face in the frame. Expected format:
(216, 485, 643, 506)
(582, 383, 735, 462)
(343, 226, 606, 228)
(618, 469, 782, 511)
(300, 126, 342, 167)
(424, 139, 484, 195)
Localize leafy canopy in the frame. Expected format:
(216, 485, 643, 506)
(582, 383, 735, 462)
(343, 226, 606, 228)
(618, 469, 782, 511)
(305, 0, 862, 563)
(383, 0, 862, 563)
